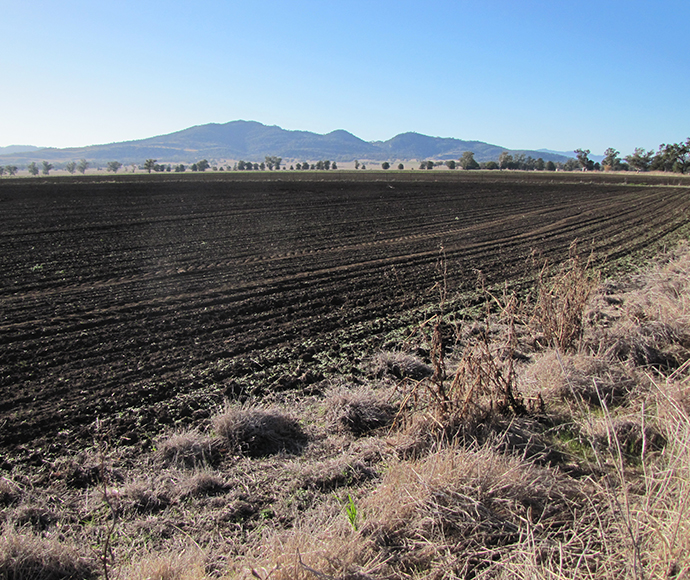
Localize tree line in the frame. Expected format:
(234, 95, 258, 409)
(4, 138, 690, 176)
(372, 138, 690, 173)
(575, 140, 690, 173)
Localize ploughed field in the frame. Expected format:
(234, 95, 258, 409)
(1, 171, 689, 465)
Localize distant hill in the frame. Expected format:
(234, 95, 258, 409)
(0, 121, 571, 165)
(0, 145, 42, 155)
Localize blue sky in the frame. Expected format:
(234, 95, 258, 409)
(2, 0, 689, 156)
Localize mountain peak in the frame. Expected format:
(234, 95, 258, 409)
(0, 122, 572, 165)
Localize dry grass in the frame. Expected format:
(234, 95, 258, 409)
(585, 242, 690, 368)
(212, 402, 307, 457)
(0, 477, 21, 507)
(0, 525, 98, 580)
(157, 429, 215, 468)
(369, 351, 432, 381)
(324, 385, 397, 436)
(6, 244, 690, 579)
(121, 549, 207, 580)
(533, 243, 599, 353)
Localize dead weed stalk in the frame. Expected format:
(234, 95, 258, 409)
(407, 273, 528, 433)
(533, 242, 599, 353)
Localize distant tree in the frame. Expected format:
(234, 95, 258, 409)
(290, 165, 295, 170)
(563, 158, 580, 171)
(0, 166, 4, 176)
(264, 155, 282, 170)
(381, 161, 390, 170)
(361, 164, 366, 170)
(354, 160, 360, 170)
(398, 163, 404, 170)
(65, 161, 76, 174)
(331, 162, 337, 170)
(5, 165, 18, 176)
(303, 161, 310, 170)
(260, 162, 266, 171)
(316, 160, 324, 170)
(175, 164, 186, 172)
(601, 148, 622, 171)
(651, 140, 690, 173)
(445, 160, 456, 170)
(498, 152, 514, 170)
(324, 160, 331, 170)
(535, 157, 545, 171)
(574, 148, 593, 171)
(144, 159, 157, 173)
(196, 159, 210, 172)
(545, 160, 556, 171)
(76, 159, 89, 174)
(650, 145, 672, 172)
(460, 151, 479, 170)
(27, 162, 39, 176)
(107, 161, 123, 173)
(41, 161, 53, 175)
(191, 163, 198, 171)
(625, 147, 654, 172)
(295, 163, 301, 170)
(483, 161, 499, 170)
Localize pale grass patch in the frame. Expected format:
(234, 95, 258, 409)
(585, 243, 690, 367)
(369, 350, 432, 381)
(0, 525, 98, 580)
(324, 384, 397, 435)
(637, 374, 690, 579)
(234, 507, 381, 580)
(157, 428, 215, 468)
(176, 469, 229, 499)
(358, 446, 596, 577)
(521, 352, 638, 408)
(122, 548, 206, 580)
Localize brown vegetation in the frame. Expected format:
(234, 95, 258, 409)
(2, 242, 690, 579)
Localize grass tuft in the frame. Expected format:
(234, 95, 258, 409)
(324, 386, 397, 436)
(369, 351, 432, 381)
(0, 525, 98, 580)
(157, 429, 215, 468)
(212, 403, 307, 457)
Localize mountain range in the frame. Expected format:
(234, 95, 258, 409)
(0, 121, 573, 165)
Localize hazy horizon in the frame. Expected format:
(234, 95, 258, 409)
(2, 0, 689, 157)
